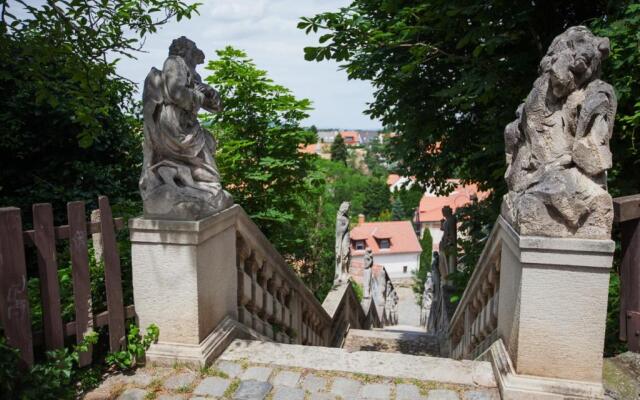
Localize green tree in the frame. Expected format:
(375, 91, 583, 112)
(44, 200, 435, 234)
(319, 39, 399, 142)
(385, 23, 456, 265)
(0, 1, 200, 220)
(413, 229, 433, 304)
(391, 197, 405, 220)
(397, 185, 423, 219)
(299, 0, 632, 270)
(203, 47, 316, 257)
(331, 133, 348, 165)
(363, 178, 391, 219)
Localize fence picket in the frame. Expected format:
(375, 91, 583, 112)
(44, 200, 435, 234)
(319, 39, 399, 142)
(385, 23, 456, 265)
(98, 196, 126, 351)
(67, 201, 93, 366)
(0, 207, 34, 367)
(33, 203, 64, 350)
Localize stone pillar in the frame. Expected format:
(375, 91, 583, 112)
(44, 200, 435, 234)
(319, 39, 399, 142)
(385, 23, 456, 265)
(497, 216, 613, 385)
(129, 205, 240, 366)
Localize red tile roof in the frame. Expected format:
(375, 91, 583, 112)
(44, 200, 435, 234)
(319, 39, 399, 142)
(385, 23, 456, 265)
(386, 174, 401, 186)
(340, 130, 360, 144)
(299, 143, 319, 154)
(415, 180, 489, 223)
(350, 220, 422, 256)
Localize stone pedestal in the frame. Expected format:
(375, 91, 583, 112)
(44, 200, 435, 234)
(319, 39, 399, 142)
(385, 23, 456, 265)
(130, 205, 240, 366)
(496, 216, 613, 387)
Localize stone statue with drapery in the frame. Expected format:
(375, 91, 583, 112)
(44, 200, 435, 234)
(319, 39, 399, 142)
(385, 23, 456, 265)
(140, 36, 233, 220)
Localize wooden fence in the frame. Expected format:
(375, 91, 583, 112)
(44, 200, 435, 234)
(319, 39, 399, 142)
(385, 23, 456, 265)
(614, 193, 640, 352)
(0, 196, 133, 368)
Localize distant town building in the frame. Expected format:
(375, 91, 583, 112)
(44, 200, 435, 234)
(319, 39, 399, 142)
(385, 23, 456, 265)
(350, 215, 422, 280)
(413, 180, 489, 248)
(340, 130, 361, 146)
(386, 174, 416, 192)
(358, 130, 380, 144)
(316, 130, 340, 143)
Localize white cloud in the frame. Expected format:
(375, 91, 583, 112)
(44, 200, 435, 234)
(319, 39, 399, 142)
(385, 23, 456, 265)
(115, 0, 381, 129)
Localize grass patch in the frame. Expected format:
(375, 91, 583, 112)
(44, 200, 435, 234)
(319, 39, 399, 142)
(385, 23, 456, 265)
(223, 378, 241, 398)
(144, 392, 157, 400)
(200, 366, 229, 379)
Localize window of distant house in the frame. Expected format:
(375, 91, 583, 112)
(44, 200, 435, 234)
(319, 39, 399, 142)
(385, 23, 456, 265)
(403, 266, 408, 273)
(354, 240, 365, 250)
(379, 239, 390, 249)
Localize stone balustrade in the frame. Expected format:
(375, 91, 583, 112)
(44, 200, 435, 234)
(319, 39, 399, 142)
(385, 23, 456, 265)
(235, 209, 331, 345)
(446, 216, 614, 399)
(449, 222, 501, 360)
(130, 204, 377, 366)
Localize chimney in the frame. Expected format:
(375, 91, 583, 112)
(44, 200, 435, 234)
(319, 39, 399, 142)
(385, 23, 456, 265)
(358, 214, 365, 225)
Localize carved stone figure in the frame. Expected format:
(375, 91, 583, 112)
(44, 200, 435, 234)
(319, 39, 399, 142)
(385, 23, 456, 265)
(363, 247, 373, 299)
(438, 206, 457, 277)
(502, 26, 616, 239)
(140, 36, 233, 220)
(335, 201, 351, 284)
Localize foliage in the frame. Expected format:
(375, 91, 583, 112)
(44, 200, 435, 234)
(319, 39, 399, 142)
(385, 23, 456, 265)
(106, 324, 159, 370)
(391, 197, 404, 221)
(395, 185, 423, 219)
(351, 280, 364, 302)
(0, 1, 200, 222)
(300, 3, 640, 352)
(363, 178, 391, 219)
(364, 140, 390, 177)
(330, 133, 348, 165)
(300, 0, 628, 196)
(1, 331, 98, 400)
(592, 3, 640, 198)
(0, 0, 200, 147)
(412, 229, 433, 304)
(203, 46, 316, 257)
(604, 270, 627, 356)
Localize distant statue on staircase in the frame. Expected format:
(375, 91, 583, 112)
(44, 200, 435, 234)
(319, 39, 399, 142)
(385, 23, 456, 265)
(335, 201, 351, 284)
(363, 247, 373, 299)
(439, 206, 457, 279)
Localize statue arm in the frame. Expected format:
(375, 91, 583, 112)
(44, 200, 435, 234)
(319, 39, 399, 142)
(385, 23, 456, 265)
(163, 57, 203, 112)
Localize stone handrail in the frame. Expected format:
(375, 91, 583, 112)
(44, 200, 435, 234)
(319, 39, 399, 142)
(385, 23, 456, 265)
(322, 284, 382, 347)
(448, 219, 502, 360)
(131, 204, 381, 366)
(235, 207, 332, 345)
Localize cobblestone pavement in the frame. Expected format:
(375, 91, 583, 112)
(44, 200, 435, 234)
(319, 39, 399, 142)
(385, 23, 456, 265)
(83, 359, 499, 400)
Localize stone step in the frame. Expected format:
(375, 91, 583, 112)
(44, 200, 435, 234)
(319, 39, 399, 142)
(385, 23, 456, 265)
(220, 339, 496, 389)
(344, 328, 439, 356)
(84, 339, 499, 400)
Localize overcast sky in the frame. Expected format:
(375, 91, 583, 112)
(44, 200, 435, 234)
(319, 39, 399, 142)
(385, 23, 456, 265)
(115, 0, 382, 130)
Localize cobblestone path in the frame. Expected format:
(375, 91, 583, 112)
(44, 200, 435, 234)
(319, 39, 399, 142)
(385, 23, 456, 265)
(84, 358, 499, 400)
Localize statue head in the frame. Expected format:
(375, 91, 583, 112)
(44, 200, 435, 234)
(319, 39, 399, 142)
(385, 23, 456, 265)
(169, 36, 205, 68)
(442, 205, 453, 218)
(339, 201, 350, 216)
(365, 247, 372, 256)
(539, 26, 610, 99)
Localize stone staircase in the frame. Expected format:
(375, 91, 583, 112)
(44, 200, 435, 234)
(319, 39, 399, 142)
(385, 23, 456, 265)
(87, 337, 498, 400)
(344, 326, 440, 357)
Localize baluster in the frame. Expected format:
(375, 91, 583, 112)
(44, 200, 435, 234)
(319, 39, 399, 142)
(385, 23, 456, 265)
(237, 236, 253, 327)
(252, 255, 265, 333)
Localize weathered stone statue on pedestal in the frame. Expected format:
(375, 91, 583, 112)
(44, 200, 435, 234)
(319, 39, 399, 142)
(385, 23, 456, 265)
(140, 36, 233, 220)
(334, 201, 351, 284)
(501, 26, 616, 239)
(362, 247, 373, 299)
(438, 206, 457, 278)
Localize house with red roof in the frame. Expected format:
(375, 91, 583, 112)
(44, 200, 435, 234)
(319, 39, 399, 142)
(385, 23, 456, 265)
(413, 180, 489, 249)
(350, 216, 422, 280)
(340, 130, 361, 146)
